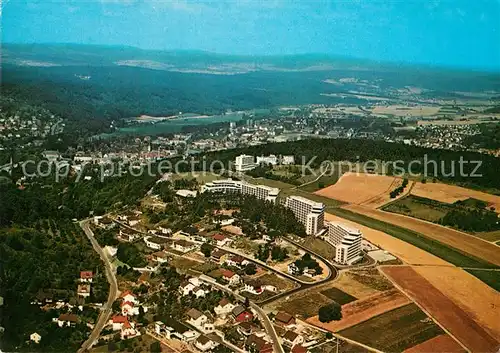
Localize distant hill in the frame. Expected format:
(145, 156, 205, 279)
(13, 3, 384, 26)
(2, 44, 500, 134)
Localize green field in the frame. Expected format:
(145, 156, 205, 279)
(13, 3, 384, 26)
(339, 304, 444, 352)
(278, 292, 333, 319)
(331, 208, 499, 270)
(382, 195, 449, 222)
(465, 270, 500, 291)
(320, 287, 357, 305)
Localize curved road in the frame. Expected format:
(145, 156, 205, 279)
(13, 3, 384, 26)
(77, 220, 119, 353)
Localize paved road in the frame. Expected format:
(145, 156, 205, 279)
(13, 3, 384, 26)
(77, 220, 119, 353)
(200, 277, 284, 353)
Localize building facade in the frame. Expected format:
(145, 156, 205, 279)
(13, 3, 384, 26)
(235, 154, 256, 172)
(284, 196, 324, 235)
(201, 179, 279, 203)
(326, 222, 362, 265)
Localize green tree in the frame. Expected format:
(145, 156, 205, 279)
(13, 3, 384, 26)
(318, 302, 342, 323)
(150, 341, 161, 352)
(200, 243, 214, 257)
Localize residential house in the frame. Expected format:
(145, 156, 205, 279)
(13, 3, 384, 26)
(111, 315, 129, 330)
(245, 334, 273, 353)
(158, 226, 172, 235)
(171, 239, 196, 253)
(55, 313, 79, 327)
(212, 233, 230, 247)
(79, 271, 93, 283)
(144, 236, 168, 250)
(237, 321, 259, 336)
(152, 251, 169, 263)
(127, 215, 141, 227)
(233, 306, 254, 323)
(214, 298, 235, 318)
(179, 280, 196, 296)
(225, 255, 248, 268)
(185, 308, 208, 328)
(163, 317, 199, 342)
(119, 228, 139, 242)
(274, 311, 296, 328)
(195, 335, 219, 352)
(77, 284, 91, 298)
(282, 331, 304, 347)
(231, 305, 246, 319)
(120, 320, 140, 340)
(120, 291, 138, 304)
(210, 249, 229, 264)
(220, 269, 240, 285)
(288, 263, 300, 276)
(121, 301, 139, 316)
(190, 286, 207, 298)
(30, 332, 42, 344)
(244, 279, 263, 295)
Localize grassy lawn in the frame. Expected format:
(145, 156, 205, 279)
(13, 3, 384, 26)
(382, 195, 449, 223)
(320, 287, 357, 305)
(256, 273, 296, 291)
(192, 261, 219, 274)
(465, 270, 500, 291)
(279, 292, 332, 319)
(339, 304, 444, 352)
(171, 257, 200, 273)
(302, 236, 336, 259)
(331, 208, 499, 270)
(474, 230, 500, 242)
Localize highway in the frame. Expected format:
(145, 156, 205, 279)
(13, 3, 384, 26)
(77, 220, 119, 353)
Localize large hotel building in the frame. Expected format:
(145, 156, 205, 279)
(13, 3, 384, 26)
(326, 222, 363, 265)
(201, 179, 279, 203)
(284, 196, 325, 235)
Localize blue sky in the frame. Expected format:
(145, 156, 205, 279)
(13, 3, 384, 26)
(2, 0, 500, 70)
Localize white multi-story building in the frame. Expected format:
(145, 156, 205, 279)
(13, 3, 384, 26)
(281, 155, 295, 165)
(326, 222, 363, 265)
(235, 154, 256, 172)
(256, 155, 278, 165)
(200, 179, 242, 193)
(284, 196, 324, 235)
(201, 179, 279, 203)
(240, 182, 279, 203)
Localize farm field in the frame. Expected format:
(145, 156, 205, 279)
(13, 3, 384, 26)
(272, 270, 378, 319)
(403, 335, 465, 353)
(413, 266, 500, 338)
(372, 105, 441, 116)
(339, 304, 445, 352)
(342, 204, 500, 267)
(311, 340, 371, 353)
(307, 289, 411, 332)
(381, 266, 500, 353)
(325, 213, 449, 266)
(382, 195, 449, 222)
(475, 230, 500, 242)
(320, 287, 357, 305)
(314, 172, 402, 206)
(411, 181, 500, 211)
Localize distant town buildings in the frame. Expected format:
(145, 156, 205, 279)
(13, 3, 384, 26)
(326, 222, 363, 265)
(256, 154, 278, 165)
(284, 196, 325, 235)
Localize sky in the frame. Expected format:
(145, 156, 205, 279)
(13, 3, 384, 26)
(2, 0, 500, 71)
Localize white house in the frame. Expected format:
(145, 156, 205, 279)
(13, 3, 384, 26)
(120, 291, 138, 304)
(186, 308, 208, 329)
(214, 298, 235, 318)
(211, 233, 231, 247)
(171, 239, 196, 253)
(163, 318, 199, 342)
(144, 236, 165, 250)
(55, 313, 79, 327)
(30, 332, 42, 344)
(195, 335, 219, 352)
(152, 251, 169, 263)
(121, 301, 140, 316)
(243, 280, 263, 295)
(220, 269, 240, 285)
(77, 284, 91, 298)
(225, 255, 248, 269)
(119, 228, 139, 242)
(79, 271, 93, 283)
(179, 281, 196, 296)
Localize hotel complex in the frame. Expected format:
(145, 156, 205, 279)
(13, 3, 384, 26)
(234, 154, 257, 172)
(201, 179, 279, 203)
(284, 196, 325, 235)
(326, 222, 363, 265)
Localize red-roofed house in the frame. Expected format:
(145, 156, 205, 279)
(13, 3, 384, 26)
(235, 311, 254, 323)
(120, 291, 138, 304)
(80, 271, 93, 283)
(220, 269, 240, 285)
(110, 315, 128, 330)
(212, 234, 230, 246)
(225, 255, 248, 268)
(121, 301, 139, 316)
